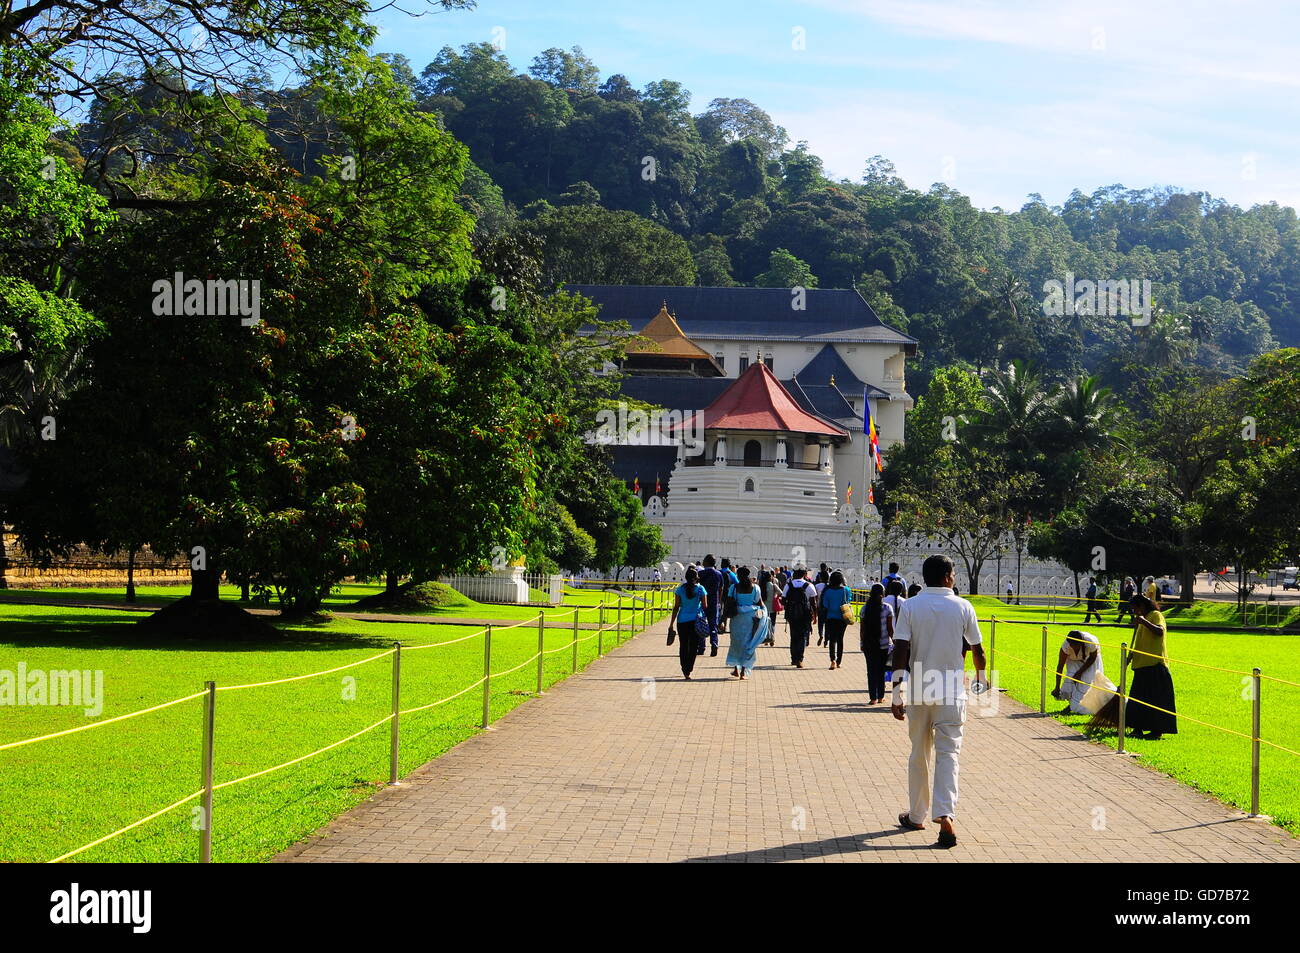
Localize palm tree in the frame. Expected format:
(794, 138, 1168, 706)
(1050, 373, 1122, 454)
(0, 344, 86, 449)
(973, 359, 1058, 456)
(1137, 311, 1195, 368)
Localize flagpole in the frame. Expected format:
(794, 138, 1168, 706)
(861, 392, 871, 585)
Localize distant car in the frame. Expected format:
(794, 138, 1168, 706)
(1283, 574, 1299, 591)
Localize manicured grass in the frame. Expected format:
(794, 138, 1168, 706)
(0, 593, 666, 863)
(968, 597, 1300, 837)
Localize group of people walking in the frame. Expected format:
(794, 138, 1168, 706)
(661, 552, 1180, 849)
(667, 557, 903, 682)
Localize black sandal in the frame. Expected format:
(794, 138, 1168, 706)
(898, 812, 924, 831)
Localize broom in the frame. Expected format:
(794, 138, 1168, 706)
(1087, 694, 1122, 731)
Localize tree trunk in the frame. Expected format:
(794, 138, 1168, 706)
(1073, 571, 1080, 600)
(125, 547, 136, 603)
(1179, 557, 1196, 612)
(190, 565, 220, 601)
(1240, 565, 1248, 624)
(240, 579, 250, 602)
(0, 520, 8, 590)
(968, 558, 983, 595)
(386, 571, 399, 594)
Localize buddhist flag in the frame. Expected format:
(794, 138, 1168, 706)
(846, 482, 853, 504)
(632, 474, 640, 494)
(864, 389, 883, 472)
(868, 484, 875, 504)
(655, 474, 662, 495)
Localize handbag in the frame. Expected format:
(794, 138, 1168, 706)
(693, 616, 711, 638)
(840, 600, 856, 623)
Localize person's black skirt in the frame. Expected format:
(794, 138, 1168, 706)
(1127, 664, 1178, 735)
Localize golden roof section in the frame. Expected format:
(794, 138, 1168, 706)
(627, 304, 717, 361)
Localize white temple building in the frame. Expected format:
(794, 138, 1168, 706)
(651, 360, 861, 569)
(574, 284, 1077, 593)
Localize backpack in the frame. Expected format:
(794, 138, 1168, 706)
(785, 581, 813, 625)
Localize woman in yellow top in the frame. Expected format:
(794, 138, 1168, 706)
(1126, 593, 1178, 739)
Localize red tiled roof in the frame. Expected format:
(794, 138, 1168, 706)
(686, 362, 848, 437)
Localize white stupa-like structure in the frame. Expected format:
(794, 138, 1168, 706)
(644, 361, 863, 574)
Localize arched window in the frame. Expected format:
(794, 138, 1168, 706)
(743, 439, 762, 467)
(744, 478, 755, 493)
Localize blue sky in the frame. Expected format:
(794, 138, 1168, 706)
(373, 0, 1300, 212)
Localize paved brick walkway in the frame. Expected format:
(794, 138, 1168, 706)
(277, 616, 1299, 862)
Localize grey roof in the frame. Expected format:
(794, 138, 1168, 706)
(619, 376, 731, 412)
(784, 378, 859, 423)
(792, 344, 864, 391)
(567, 285, 917, 349)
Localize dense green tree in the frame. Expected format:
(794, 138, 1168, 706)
(523, 204, 696, 286)
(755, 247, 817, 289)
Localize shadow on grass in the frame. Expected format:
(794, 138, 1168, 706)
(0, 616, 398, 653)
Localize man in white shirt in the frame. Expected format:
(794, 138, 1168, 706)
(890, 554, 986, 848)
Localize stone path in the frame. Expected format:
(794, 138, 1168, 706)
(276, 614, 1299, 862)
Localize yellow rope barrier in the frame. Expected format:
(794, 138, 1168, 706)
(211, 714, 394, 791)
(490, 614, 545, 631)
(489, 652, 543, 679)
(986, 617, 1299, 680)
(995, 648, 1268, 746)
(216, 649, 396, 692)
(46, 789, 204, 863)
(20, 597, 643, 863)
(398, 676, 488, 716)
(0, 689, 208, 752)
(402, 628, 487, 651)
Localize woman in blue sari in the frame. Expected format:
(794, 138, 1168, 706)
(726, 566, 770, 680)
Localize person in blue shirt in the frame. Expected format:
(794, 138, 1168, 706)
(696, 555, 724, 656)
(668, 568, 710, 679)
(882, 562, 907, 592)
(718, 558, 740, 634)
(820, 571, 853, 668)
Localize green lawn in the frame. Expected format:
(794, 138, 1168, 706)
(0, 593, 665, 863)
(968, 595, 1300, 836)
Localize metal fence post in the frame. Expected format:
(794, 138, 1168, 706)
(1039, 625, 1047, 714)
(571, 608, 579, 673)
(536, 612, 545, 695)
(481, 625, 492, 729)
(989, 618, 996, 683)
(598, 600, 605, 656)
(1251, 667, 1262, 816)
(200, 680, 215, 864)
(1118, 642, 1129, 754)
(389, 643, 401, 784)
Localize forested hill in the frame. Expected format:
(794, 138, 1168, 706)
(398, 42, 1298, 389)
